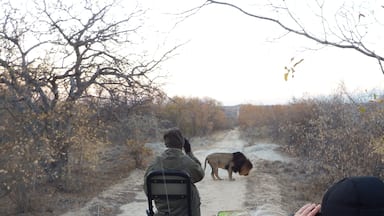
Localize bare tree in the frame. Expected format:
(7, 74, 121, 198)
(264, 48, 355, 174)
(0, 0, 175, 113)
(204, 0, 384, 74)
(0, 0, 177, 207)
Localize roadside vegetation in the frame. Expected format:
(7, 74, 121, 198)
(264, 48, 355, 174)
(238, 87, 384, 202)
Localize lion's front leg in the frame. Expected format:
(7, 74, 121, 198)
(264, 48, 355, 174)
(228, 166, 235, 181)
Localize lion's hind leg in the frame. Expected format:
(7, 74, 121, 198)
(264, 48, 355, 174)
(211, 168, 216, 180)
(208, 161, 222, 180)
(213, 167, 222, 180)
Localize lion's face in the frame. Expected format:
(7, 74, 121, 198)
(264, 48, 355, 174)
(239, 161, 253, 176)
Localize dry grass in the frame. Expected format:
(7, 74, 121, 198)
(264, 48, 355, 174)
(0, 143, 139, 216)
(239, 94, 384, 205)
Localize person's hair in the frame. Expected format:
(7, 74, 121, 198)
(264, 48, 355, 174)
(163, 128, 184, 149)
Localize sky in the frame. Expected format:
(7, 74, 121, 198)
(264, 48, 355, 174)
(135, 0, 384, 106)
(12, 0, 384, 106)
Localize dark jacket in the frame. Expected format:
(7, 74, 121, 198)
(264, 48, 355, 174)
(144, 148, 204, 216)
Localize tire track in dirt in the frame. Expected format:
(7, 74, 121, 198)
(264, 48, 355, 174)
(245, 160, 288, 215)
(243, 144, 293, 216)
(194, 129, 249, 216)
(61, 169, 147, 216)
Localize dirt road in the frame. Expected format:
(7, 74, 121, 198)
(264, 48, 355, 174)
(62, 128, 297, 216)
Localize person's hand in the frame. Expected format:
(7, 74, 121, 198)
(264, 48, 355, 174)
(183, 138, 191, 153)
(294, 203, 321, 216)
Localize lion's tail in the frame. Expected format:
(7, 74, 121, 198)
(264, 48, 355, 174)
(204, 157, 208, 171)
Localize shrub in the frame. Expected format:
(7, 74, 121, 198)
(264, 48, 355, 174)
(239, 92, 384, 187)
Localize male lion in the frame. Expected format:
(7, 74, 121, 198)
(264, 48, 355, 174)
(204, 152, 253, 181)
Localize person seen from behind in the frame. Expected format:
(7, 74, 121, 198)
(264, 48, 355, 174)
(144, 128, 204, 216)
(294, 176, 384, 216)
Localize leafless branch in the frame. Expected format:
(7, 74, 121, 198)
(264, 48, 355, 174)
(206, 0, 384, 74)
